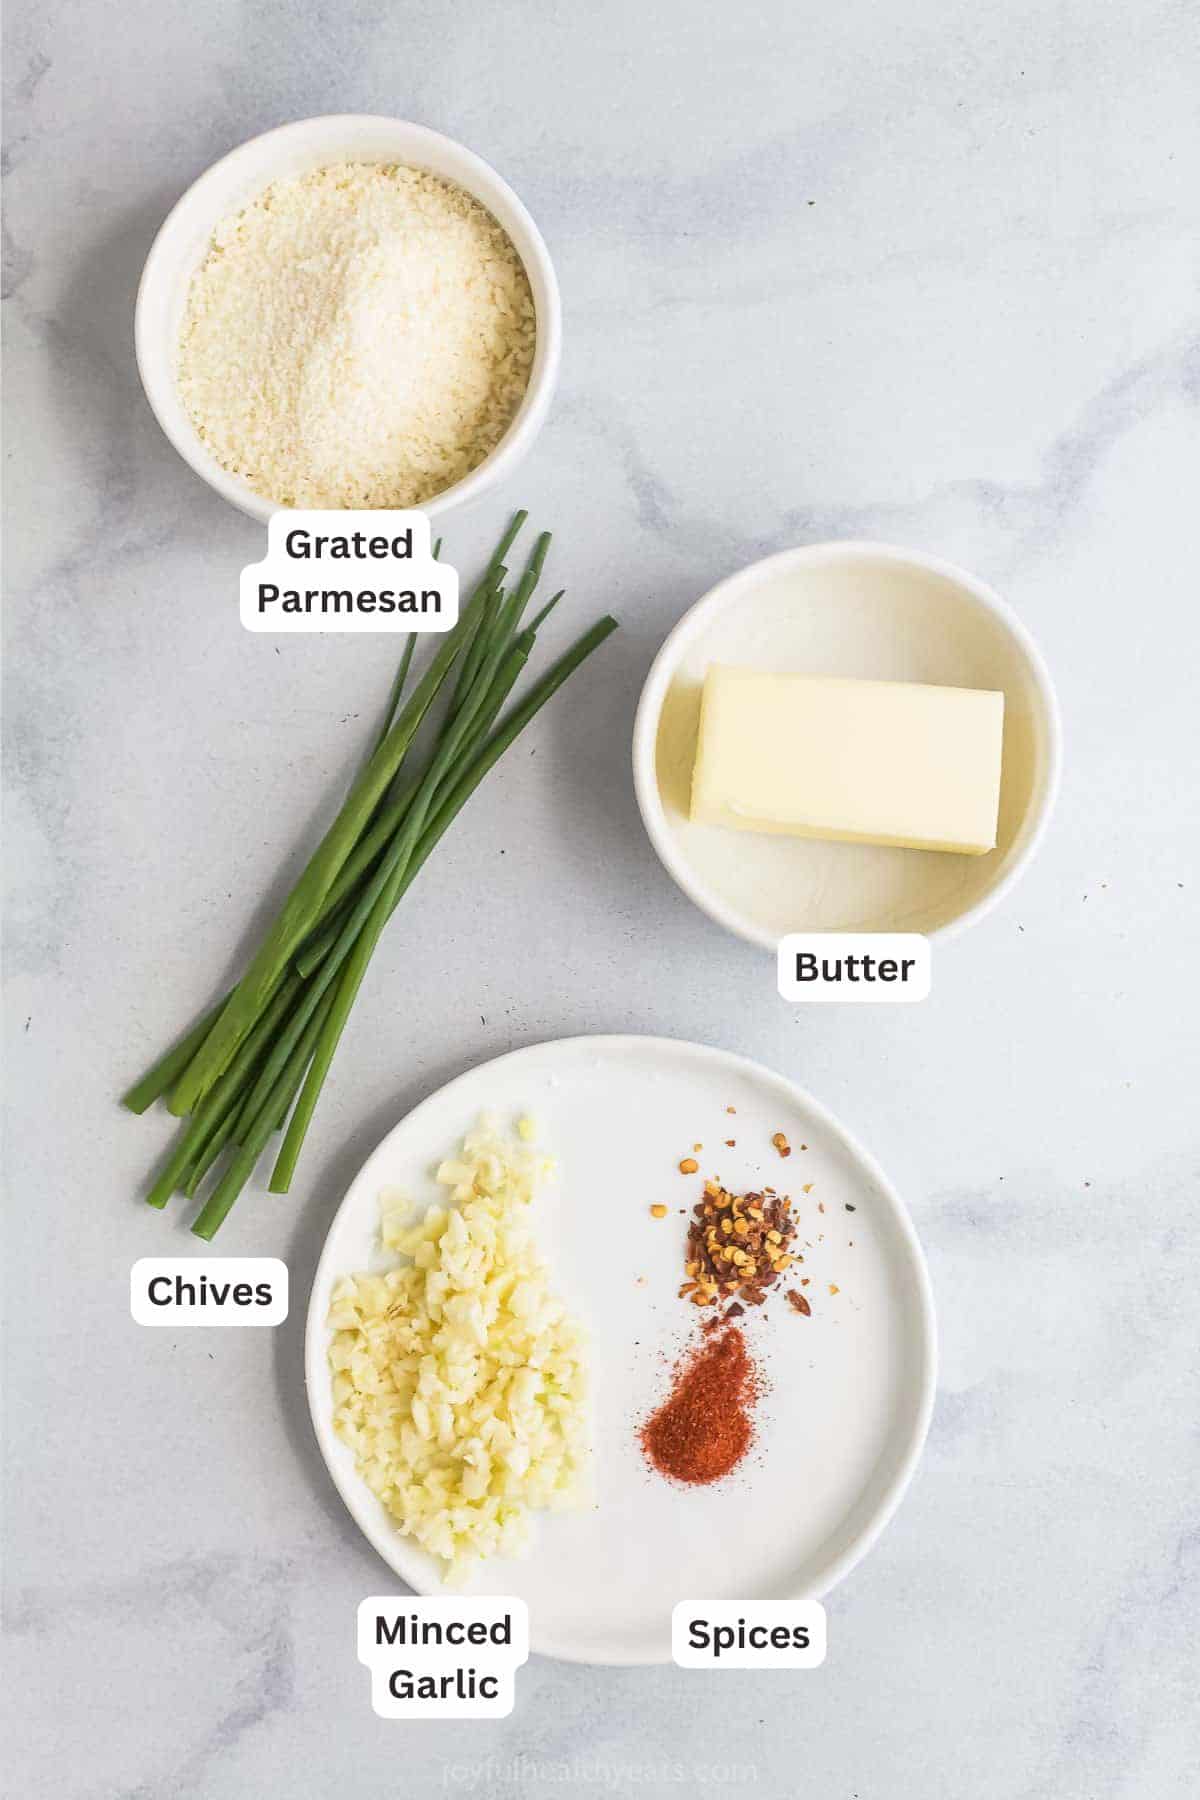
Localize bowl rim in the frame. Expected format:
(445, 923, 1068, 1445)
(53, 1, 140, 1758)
(134, 113, 561, 523)
(632, 539, 1063, 952)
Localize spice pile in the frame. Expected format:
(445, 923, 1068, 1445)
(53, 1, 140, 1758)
(638, 1157, 816, 1488)
(639, 1327, 757, 1486)
(680, 1179, 797, 1319)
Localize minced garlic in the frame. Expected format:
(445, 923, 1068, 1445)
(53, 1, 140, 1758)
(328, 1114, 588, 1583)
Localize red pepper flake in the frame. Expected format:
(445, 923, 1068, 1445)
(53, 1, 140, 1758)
(640, 1327, 758, 1485)
(684, 1181, 796, 1308)
(786, 1289, 811, 1316)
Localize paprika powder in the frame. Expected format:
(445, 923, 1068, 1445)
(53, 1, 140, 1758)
(640, 1326, 758, 1485)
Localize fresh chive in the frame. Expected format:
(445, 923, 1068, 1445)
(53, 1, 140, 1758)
(527, 589, 565, 634)
(268, 617, 617, 1192)
(168, 578, 491, 1115)
(190, 989, 335, 1241)
(368, 633, 417, 761)
(121, 999, 225, 1114)
(130, 520, 529, 1121)
(145, 976, 300, 1208)
(127, 515, 618, 1237)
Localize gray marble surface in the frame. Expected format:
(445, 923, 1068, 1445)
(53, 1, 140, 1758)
(4, 2, 1199, 1795)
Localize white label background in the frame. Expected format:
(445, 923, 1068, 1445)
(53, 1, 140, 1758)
(778, 933, 931, 1003)
(358, 1596, 529, 1719)
(130, 1258, 288, 1326)
(672, 1599, 827, 1669)
(241, 509, 458, 634)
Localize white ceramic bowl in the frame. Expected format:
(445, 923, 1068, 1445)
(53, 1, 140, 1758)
(135, 115, 561, 522)
(633, 542, 1061, 950)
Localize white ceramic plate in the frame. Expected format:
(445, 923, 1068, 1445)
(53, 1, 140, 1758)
(305, 1036, 935, 1664)
(633, 542, 1061, 949)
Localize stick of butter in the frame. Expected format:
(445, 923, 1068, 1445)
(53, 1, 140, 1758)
(690, 667, 1004, 855)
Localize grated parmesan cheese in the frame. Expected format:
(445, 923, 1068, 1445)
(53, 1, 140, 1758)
(176, 162, 536, 509)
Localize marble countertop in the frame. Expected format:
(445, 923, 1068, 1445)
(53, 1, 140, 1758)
(4, 2, 1199, 1795)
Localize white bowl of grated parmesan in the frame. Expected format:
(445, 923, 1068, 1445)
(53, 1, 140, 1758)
(136, 116, 561, 520)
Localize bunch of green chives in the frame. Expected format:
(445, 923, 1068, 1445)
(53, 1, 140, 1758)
(123, 514, 618, 1238)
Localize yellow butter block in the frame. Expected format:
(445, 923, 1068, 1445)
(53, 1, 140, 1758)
(690, 667, 1004, 855)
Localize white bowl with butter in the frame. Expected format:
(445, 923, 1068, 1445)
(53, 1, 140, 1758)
(633, 543, 1061, 950)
